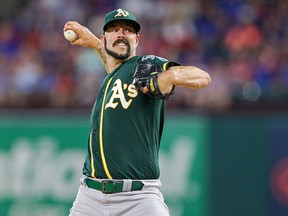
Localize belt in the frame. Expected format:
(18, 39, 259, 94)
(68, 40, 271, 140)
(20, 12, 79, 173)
(84, 178, 144, 194)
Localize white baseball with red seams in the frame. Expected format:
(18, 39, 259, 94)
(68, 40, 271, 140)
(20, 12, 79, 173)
(64, 30, 78, 42)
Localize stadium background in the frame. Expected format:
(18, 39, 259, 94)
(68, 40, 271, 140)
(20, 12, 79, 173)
(0, 0, 288, 216)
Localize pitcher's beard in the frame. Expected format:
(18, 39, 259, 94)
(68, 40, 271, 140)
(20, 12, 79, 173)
(105, 38, 131, 60)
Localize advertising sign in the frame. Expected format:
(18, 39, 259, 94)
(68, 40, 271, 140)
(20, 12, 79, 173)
(0, 114, 209, 216)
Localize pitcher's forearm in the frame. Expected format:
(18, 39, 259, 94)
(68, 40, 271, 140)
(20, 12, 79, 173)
(157, 66, 211, 95)
(93, 41, 108, 72)
(64, 21, 108, 72)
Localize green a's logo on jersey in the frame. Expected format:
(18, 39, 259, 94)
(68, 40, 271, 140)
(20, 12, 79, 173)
(105, 79, 138, 109)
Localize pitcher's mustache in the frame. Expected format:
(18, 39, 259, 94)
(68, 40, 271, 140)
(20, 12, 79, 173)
(113, 39, 129, 47)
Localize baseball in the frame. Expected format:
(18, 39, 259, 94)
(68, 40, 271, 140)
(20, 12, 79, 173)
(64, 30, 79, 42)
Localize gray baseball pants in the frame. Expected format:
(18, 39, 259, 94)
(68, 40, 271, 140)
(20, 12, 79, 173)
(69, 177, 170, 216)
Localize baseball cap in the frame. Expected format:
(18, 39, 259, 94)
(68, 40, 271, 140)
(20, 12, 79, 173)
(103, 9, 141, 33)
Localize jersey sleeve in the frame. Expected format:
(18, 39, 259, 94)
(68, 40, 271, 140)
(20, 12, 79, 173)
(139, 55, 181, 71)
(139, 55, 181, 99)
(162, 61, 181, 71)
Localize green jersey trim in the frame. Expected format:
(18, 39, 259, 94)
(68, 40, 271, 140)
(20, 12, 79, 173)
(89, 131, 96, 178)
(99, 75, 114, 179)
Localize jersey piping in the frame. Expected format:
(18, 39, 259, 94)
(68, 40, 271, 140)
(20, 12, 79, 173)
(99, 75, 114, 179)
(162, 62, 169, 71)
(89, 131, 96, 178)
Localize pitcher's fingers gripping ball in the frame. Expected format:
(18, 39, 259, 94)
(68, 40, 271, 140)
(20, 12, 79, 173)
(64, 29, 79, 42)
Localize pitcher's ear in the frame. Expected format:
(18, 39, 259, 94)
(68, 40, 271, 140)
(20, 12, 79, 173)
(101, 35, 106, 46)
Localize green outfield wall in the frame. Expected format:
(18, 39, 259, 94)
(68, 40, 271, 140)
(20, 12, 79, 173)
(0, 113, 209, 216)
(0, 112, 287, 216)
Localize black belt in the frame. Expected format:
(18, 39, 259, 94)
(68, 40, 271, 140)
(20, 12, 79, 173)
(84, 178, 144, 194)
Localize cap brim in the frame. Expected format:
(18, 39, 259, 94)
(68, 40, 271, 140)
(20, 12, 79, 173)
(103, 19, 141, 33)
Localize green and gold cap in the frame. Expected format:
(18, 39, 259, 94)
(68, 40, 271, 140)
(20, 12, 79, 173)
(103, 9, 141, 33)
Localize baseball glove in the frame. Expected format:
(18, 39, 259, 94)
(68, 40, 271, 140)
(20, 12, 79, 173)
(132, 60, 174, 100)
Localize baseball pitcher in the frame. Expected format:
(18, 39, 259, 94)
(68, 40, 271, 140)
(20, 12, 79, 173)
(64, 8, 211, 216)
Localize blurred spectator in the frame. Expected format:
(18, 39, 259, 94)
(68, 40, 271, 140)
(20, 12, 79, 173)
(0, 0, 288, 112)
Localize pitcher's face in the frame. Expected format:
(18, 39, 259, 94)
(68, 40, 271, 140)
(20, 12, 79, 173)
(102, 20, 140, 60)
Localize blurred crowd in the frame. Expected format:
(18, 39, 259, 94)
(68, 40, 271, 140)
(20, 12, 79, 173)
(0, 0, 288, 112)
